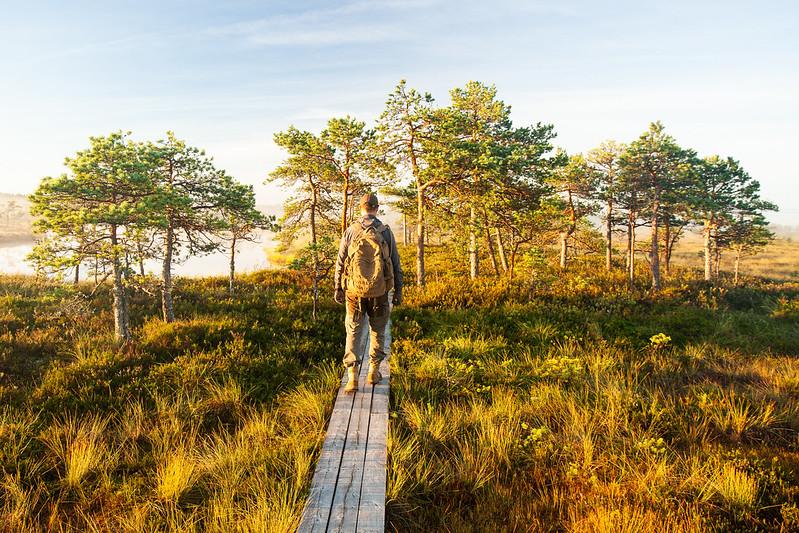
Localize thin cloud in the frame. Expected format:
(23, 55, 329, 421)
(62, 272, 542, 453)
(204, 0, 574, 48)
(246, 25, 409, 46)
(11, 31, 179, 66)
(206, 2, 420, 46)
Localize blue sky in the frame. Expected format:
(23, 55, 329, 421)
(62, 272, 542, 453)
(2, 0, 797, 224)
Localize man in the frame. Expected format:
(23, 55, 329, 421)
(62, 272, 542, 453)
(334, 193, 403, 393)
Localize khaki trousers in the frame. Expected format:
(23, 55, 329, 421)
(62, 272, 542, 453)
(343, 292, 390, 368)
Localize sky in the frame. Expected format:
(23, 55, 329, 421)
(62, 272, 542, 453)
(1, 0, 797, 225)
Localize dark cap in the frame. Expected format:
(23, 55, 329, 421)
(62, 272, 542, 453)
(359, 193, 379, 208)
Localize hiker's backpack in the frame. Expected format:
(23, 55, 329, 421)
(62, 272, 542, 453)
(343, 223, 394, 298)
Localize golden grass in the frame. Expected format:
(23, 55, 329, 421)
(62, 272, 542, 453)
(388, 320, 799, 531)
(1, 472, 41, 531)
(154, 445, 198, 502)
(568, 501, 704, 533)
(702, 462, 760, 513)
(39, 414, 111, 490)
(670, 233, 799, 281)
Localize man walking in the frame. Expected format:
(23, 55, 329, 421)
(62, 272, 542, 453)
(334, 193, 403, 393)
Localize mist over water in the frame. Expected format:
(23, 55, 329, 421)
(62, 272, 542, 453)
(0, 239, 272, 277)
(0, 243, 32, 274)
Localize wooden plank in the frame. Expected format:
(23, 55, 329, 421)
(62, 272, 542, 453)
(356, 356, 389, 532)
(327, 336, 373, 532)
(298, 317, 391, 533)
(296, 369, 357, 532)
(298, 323, 371, 532)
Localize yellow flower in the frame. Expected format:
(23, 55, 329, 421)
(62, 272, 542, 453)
(649, 333, 671, 347)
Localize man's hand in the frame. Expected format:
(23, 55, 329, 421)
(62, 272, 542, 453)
(392, 292, 402, 307)
(334, 288, 345, 304)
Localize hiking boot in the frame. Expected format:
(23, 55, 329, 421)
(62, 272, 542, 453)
(345, 365, 359, 393)
(368, 362, 382, 385)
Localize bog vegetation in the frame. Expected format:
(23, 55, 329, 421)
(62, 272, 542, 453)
(2, 80, 796, 531)
(0, 270, 344, 532)
(1, 248, 798, 532)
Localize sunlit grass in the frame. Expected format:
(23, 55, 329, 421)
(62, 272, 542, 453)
(702, 462, 761, 515)
(155, 444, 198, 502)
(0, 269, 344, 531)
(40, 414, 111, 490)
(388, 266, 799, 530)
(568, 502, 704, 533)
(3, 253, 799, 531)
(1, 471, 41, 531)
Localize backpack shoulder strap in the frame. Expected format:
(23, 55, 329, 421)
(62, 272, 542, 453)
(346, 222, 365, 243)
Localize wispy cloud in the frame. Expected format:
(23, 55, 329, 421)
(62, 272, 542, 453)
(203, 0, 580, 48)
(245, 26, 408, 46)
(11, 31, 178, 66)
(205, 1, 428, 47)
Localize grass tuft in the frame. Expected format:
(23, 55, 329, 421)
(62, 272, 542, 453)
(155, 444, 198, 502)
(40, 413, 110, 490)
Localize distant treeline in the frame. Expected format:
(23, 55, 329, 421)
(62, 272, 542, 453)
(267, 80, 778, 298)
(22, 81, 781, 342)
(0, 193, 34, 241)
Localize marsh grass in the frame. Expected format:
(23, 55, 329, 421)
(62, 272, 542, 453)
(568, 501, 705, 533)
(1, 471, 41, 531)
(154, 444, 198, 502)
(0, 270, 342, 531)
(2, 249, 798, 531)
(387, 256, 799, 532)
(702, 462, 761, 514)
(39, 413, 111, 490)
(669, 233, 799, 282)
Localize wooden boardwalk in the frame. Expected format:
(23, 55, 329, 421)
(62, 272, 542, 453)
(297, 320, 390, 533)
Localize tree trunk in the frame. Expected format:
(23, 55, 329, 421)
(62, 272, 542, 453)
(663, 214, 671, 277)
(734, 245, 742, 285)
(111, 224, 131, 342)
(410, 127, 427, 287)
(312, 259, 319, 323)
(649, 189, 661, 291)
(628, 222, 636, 287)
(311, 187, 319, 322)
(74, 263, 80, 285)
(714, 246, 721, 280)
(703, 220, 713, 281)
(508, 231, 519, 279)
(495, 228, 509, 273)
(403, 212, 408, 246)
(161, 225, 175, 323)
(559, 232, 568, 270)
(626, 224, 632, 272)
(136, 240, 145, 277)
(340, 176, 350, 236)
(469, 205, 479, 279)
(605, 199, 613, 272)
(229, 233, 237, 295)
(666, 226, 683, 279)
(416, 187, 426, 287)
(485, 223, 499, 276)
